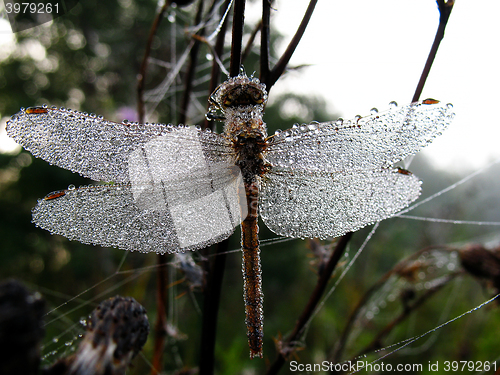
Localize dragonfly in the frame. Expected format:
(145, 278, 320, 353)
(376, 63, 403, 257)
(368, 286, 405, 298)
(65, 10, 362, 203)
(6, 72, 454, 358)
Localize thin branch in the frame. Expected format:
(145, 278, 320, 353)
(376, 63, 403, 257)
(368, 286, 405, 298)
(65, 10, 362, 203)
(229, 0, 246, 76)
(412, 0, 454, 102)
(150, 254, 169, 375)
(242, 19, 262, 63)
(178, 0, 206, 125)
(198, 2, 233, 372)
(266, 233, 353, 375)
(137, 1, 172, 124)
(199, 240, 229, 375)
(135, 4, 174, 374)
(204, 0, 232, 130)
(266, 0, 318, 90)
(260, 0, 271, 83)
(200, 2, 246, 369)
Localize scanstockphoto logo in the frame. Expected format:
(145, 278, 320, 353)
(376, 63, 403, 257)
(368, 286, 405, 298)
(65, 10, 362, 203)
(2, 0, 79, 32)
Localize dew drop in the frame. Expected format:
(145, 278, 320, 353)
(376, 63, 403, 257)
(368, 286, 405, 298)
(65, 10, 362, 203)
(52, 338, 59, 343)
(389, 100, 398, 108)
(446, 103, 453, 109)
(370, 107, 379, 115)
(64, 340, 73, 346)
(68, 184, 75, 191)
(206, 53, 213, 61)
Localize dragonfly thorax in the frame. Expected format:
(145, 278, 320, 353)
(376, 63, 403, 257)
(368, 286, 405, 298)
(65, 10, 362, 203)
(223, 106, 267, 139)
(234, 131, 268, 183)
(209, 73, 268, 139)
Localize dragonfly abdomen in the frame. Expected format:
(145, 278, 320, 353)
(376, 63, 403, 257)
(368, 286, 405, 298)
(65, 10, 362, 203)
(241, 179, 264, 358)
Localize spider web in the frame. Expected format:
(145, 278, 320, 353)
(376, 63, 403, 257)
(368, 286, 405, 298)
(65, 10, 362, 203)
(30, 157, 500, 374)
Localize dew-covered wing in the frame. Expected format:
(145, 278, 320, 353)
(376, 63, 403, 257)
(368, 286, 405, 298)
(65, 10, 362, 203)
(6, 107, 234, 183)
(260, 168, 421, 239)
(265, 100, 454, 172)
(32, 166, 246, 253)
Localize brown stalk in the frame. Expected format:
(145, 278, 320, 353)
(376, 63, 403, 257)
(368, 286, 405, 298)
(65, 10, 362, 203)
(412, 0, 454, 102)
(199, 1, 243, 373)
(259, 0, 271, 82)
(178, 0, 208, 125)
(242, 19, 262, 63)
(150, 255, 169, 375)
(137, 1, 172, 124)
(266, 0, 318, 89)
(198, 240, 229, 375)
(134, 2, 174, 374)
(204, 0, 232, 130)
(229, 0, 246, 77)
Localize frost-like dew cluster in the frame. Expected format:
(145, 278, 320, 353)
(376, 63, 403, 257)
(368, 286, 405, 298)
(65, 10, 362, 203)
(260, 168, 421, 239)
(32, 183, 239, 253)
(7, 94, 454, 253)
(6, 107, 235, 183)
(127, 126, 247, 248)
(265, 101, 454, 173)
(8, 107, 248, 252)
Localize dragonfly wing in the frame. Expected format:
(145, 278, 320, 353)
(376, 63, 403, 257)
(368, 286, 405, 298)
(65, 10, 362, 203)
(6, 107, 234, 183)
(33, 168, 246, 253)
(265, 100, 454, 172)
(260, 168, 421, 239)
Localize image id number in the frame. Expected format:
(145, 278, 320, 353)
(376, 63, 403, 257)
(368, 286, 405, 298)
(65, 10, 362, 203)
(444, 361, 496, 372)
(5, 2, 60, 14)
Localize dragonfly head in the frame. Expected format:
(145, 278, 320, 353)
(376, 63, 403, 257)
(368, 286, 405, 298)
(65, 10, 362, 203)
(207, 72, 268, 122)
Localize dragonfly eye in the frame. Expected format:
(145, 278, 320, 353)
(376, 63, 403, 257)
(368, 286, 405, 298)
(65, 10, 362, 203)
(223, 94, 235, 107)
(251, 90, 264, 104)
(221, 85, 266, 108)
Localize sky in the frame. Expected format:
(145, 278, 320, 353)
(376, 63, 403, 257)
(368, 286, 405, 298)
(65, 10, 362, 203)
(1, 0, 499, 173)
(265, 0, 500, 172)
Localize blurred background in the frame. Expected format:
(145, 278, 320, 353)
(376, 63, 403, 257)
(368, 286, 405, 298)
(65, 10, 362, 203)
(0, 1, 499, 374)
